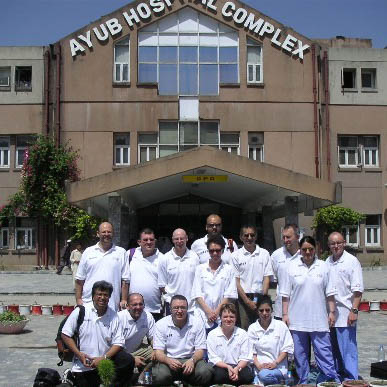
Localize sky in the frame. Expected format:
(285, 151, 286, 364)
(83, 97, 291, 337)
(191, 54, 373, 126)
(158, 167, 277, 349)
(1, 0, 386, 48)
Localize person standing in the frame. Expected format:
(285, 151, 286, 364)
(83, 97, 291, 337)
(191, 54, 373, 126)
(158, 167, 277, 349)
(56, 239, 72, 274)
(128, 228, 164, 321)
(191, 214, 237, 264)
(270, 224, 301, 320)
(75, 222, 129, 311)
(327, 231, 364, 381)
(232, 225, 273, 329)
(158, 228, 200, 314)
(70, 242, 83, 289)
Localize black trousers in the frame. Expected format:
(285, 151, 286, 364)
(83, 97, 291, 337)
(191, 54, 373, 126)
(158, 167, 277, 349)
(73, 351, 134, 387)
(212, 365, 254, 386)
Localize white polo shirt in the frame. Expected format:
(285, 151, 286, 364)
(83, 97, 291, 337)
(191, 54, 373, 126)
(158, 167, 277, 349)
(232, 245, 273, 294)
(62, 302, 124, 373)
(191, 261, 238, 328)
(153, 314, 207, 358)
(117, 309, 155, 353)
(326, 250, 364, 327)
(280, 257, 337, 332)
(128, 247, 163, 314)
(207, 326, 252, 366)
(158, 248, 200, 311)
(248, 318, 294, 376)
(191, 235, 238, 264)
(270, 247, 301, 318)
(76, 243, 129, 311)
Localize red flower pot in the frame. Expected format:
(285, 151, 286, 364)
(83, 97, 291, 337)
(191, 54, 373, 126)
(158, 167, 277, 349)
(63, 305, 75, 316)
(380, 300, 387, 311)
(7, 304, 19, 314)
(52, 304, 63, 315)
(359, 300, 370, 312)
(31, 305, 42, 315)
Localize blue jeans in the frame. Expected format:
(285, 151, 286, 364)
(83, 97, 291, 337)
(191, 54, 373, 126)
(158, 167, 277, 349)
(256, 368, 284, 385)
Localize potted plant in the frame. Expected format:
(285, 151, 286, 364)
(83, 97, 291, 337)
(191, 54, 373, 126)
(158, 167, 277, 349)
(0, 310, 29, 334)
(97, 358, 115, 387)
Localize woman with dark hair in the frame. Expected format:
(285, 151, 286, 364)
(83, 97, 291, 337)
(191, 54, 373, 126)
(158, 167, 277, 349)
(281, 236, 339, 384)
(247, 295, 294, 385)
(207, 303, 254, 386)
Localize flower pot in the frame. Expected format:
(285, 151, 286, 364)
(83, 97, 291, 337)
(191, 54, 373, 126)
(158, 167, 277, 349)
(370, 301, 380, 311)
(31, 304, 42, 315)
(42, 305, 52, 315)
(342, 380, 369, 387)
(359, 301, 370, 312)
(63, 305, 75, 316)
(0, 304, 7, 313)
(52, 304, 63, 315)
(19, 305, 31, 315)
(0, 319, 29, 334)
(7, 304, 19, 314)
(370, 380, 387, 387)
(380, 301, 387, 311)
(318, 382, 342, 387)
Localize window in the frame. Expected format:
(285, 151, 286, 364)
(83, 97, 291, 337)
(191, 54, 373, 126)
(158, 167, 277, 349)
(220, 133, 240, 154)
(342, 68, 356, 89)
(338, 135, 379, 168)
(0, 136, 10, 168)
(114, 134, 130, 166)
(0, 67, 11, 89)
(247, 38, 262, 84)
(138, 8, 239, 96)
(15, 66, 32, 91)
(15, 135, 34, 168)
(361, 68, 376, 89)
(0, 227, 9, 248)
(114, 37, 130, 83)
(342, 225, 359, 247)
(15, 218, 36, 249)
(248, 132, 264, 162)
(365, 215, 381, 247)
(138, 133, 158, 163)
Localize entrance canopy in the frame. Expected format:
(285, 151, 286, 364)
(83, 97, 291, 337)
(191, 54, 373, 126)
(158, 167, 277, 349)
(66, 147, 341, 218)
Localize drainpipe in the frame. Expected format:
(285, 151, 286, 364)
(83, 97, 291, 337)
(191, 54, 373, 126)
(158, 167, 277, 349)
(312, 45, 319, 178)
(324, 51, 331, 181)
(44, 50, 50, 135)
(55, 44, 61, 147)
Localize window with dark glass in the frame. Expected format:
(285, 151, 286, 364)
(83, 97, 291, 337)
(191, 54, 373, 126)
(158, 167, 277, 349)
(0, 136, 10, 168)
(0, 67, 11, 89)
(361, 68, 376, 89)
(15, 66, 32, 91)
(342, 68, 356, 89)
(114, 134, 130, 165)
(248, 132, 264, 161)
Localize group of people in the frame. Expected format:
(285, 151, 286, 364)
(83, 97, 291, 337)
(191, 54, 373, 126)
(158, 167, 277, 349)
(60, 215, 364, 387)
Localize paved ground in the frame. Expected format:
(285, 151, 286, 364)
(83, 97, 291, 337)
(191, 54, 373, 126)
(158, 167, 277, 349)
(0, 267, 386, 386)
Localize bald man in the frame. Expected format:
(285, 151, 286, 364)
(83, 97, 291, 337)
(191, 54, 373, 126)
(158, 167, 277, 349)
(326, 231, 363, 381)
(75, 222, 129, 311)
(191, 214, 238, 264)
(158, 228, 200, 313)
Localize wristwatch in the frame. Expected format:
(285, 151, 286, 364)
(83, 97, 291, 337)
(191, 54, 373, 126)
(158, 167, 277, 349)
(351, 308, 359, 314)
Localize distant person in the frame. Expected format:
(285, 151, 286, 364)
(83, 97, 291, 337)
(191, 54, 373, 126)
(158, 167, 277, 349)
(158, 228, 200, 314)
(191, 214, 237, 264)
(75, 222, 129, 311)
(70, 242, 83, 289)
(157, 236, 173, 254)
(327, 231, 364, 381)
(61, 280, 134, 387)
(56, 239, 72, 274)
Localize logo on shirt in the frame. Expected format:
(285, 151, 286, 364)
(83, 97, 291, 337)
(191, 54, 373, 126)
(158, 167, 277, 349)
(103, 322, 111, 328)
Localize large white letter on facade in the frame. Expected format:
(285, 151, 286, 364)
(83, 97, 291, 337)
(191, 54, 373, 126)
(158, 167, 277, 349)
(150, 0, 165, 14)
(259, 21, 274, 37)
(123, 9, 141, 27)
(222, 1, 235, 17)
(137, 3, 152, 19)
(78, 31, 93, 48)
(244, 13, 264, 33)
(70, 39, 85, 57)
(292, 40, 310, 60)
(93, 24, 109, 41)
(106, 18, 123, 36)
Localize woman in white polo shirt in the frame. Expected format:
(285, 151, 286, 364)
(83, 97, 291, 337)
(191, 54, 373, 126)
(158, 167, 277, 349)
(207, 303, 254, 385)
(281, 236, 340, 384)
(248, 295, 294, 385)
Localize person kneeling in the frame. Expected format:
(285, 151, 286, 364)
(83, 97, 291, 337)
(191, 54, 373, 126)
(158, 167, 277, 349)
(152, 295, 213, 386)
(207, 303, 254, 386)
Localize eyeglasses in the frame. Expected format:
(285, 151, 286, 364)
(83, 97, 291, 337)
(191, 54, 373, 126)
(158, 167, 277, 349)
(209, 248, 222, 254)
(329, 242, 344, 247)
(243, 233, 256, 238)
(207, 223, 221, 228)
(172, 306, 187, 311)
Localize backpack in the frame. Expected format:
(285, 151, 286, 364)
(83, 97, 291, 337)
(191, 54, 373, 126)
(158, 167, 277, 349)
(55, 305, 85, 366)
(33, 368, 61, 387)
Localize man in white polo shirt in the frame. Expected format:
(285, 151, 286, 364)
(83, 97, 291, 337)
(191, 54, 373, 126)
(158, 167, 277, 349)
(158, 228, 200, 314)
(152, 295, 213, 386)
(118, 293, 155, 370)
(327, 231, 364, 381)
(62, 280, 134, 387)
(270, 224, 301, 320)
(128, 228, 164, 321)
(75, 222, 129, 311)
(191, 214, 238, 264)
(232, 225, 273, 329)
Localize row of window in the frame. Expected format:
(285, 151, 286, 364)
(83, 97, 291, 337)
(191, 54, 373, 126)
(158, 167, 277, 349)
(0, 66, 32, 91)
(0, 218, 35, 250)
(342, 215, 382, 247)
(342, 68, 377, 90)
(0, 135, 35, 168)
(114, 125, 264, 165)
(338, 135, 379, 168)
